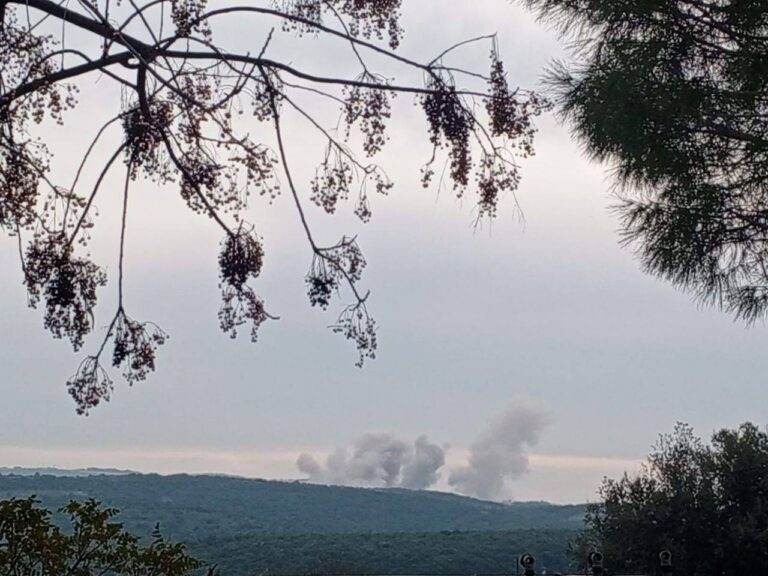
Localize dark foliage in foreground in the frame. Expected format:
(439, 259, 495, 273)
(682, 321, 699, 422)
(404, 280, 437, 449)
(575, 422, 768, 576)
(524, 0, 768, 323)
(0, 496, 207, 575)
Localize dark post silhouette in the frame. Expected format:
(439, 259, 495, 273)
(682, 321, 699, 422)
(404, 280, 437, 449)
(660, 550, 673, 575)
(520, 553, 536, 576)
(588, 551, 604, 576)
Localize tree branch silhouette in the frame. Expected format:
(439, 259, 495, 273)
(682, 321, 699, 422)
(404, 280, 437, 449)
(1, 0, 547, 413)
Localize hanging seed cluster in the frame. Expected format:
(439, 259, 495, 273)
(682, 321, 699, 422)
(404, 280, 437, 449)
(277, 0, 403, 48)
(24, 237, 107, 351)
(476, 153, 520, 220)
(332, 304, 377, 368)
(422, 81, 472, 190)
(123, 99, 174, 179)
(485, 52, 547, 155)
(354, 168, 393, 223)
(305, 237, 366, 310)
(0, 149, 38, 228)
(219, 285, 269, 342)
(277, 0, 322, 32)
(311, 146, 354, 216)
(305, 256, 337, 310)
(171, 0, 210, 38)
(218, 228, 271, 341)
(333, 0, 404, 50)
(219, 229, 264, 290)
(343, 75, 393, 157)
(112, 313, 168, 384)
(0, 8, 78, 127)
(1, 7, 77, 234)
(231, 145, 281, 203)
(66, 357, 114, 416)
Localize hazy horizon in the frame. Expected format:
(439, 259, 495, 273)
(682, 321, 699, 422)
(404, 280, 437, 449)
(0, 463, 613, 506)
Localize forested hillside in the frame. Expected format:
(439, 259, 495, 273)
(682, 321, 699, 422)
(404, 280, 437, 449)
(0, 472, 583, 573)
(191, 529, 576, 575)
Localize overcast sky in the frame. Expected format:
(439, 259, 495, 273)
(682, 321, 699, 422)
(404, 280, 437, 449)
(1, 0, 767, 504)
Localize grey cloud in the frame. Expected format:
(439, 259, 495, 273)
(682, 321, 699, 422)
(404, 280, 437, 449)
(297, 433, 445, 489)
(448, 406, 550, 500)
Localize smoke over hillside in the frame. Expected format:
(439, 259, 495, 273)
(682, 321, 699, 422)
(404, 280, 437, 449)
(448, 406, 550, 500)
(297, 433, 445, 489)
(297, 405, 550, 500)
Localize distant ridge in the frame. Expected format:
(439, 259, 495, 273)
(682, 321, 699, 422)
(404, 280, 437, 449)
(0, 466, 135, 477)
(0, 471, 586, 533)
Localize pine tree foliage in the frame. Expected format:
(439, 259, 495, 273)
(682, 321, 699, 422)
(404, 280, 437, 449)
(524, 0, 768, 322)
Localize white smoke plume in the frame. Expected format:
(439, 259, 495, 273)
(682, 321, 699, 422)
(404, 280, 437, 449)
(297, 433, 445, 489)
(401, 434, 446, 489)
(448, 405, 550, 500)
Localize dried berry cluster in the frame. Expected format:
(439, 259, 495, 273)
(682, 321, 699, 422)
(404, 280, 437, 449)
(332, 0, 404, 50)
(219, 285, 269, 342)
(343, 74, 393, 157)
(485, 52, 547, 154)
(219, 227, 265, 290)
(304, 237, 376, 366)
(277, 0, 322, 29)
(251, 80, 280, 123)
(1, 8, 77, 234)
(311, 142, 393, 223)
(179, 149, 225, 213)
(277, 0, 402, 48)
(24, 237, 107, 351)
(0, 8, 78, 127)
(354, 167, 392, 223)
(163, 71, 281, 216)
(0, 148, 38, 228)
(476, 153, 520, 220)
(230, 144, 281, 204)
(332, 303, 377, 368)
(218, 227, 271, 341)
(311, 146, 354, 215)
(305, 237, 366, 310)
(422, 80, 472, 190)
(417, 53, 550, 220)
(112, 313, 168, 384)
(66, 356, 114, 416)
(171, 0, 210, 38)
(122, 99, 174, 180)
(65, 308, 168, 414)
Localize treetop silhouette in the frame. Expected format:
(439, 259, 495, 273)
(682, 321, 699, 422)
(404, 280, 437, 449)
(525, 0, 768, 324)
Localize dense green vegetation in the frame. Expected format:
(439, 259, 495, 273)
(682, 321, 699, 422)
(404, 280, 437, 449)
(190, 529, 576, 575)
(0, 472, 583, 574)
(0, 497, 206, 576)
(577, 423, 768, 576)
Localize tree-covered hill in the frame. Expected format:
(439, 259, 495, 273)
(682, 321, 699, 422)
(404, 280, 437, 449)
(0, 472, 584, 574)
(189, 529, 576, 575)
(0, 472, 585, 537)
